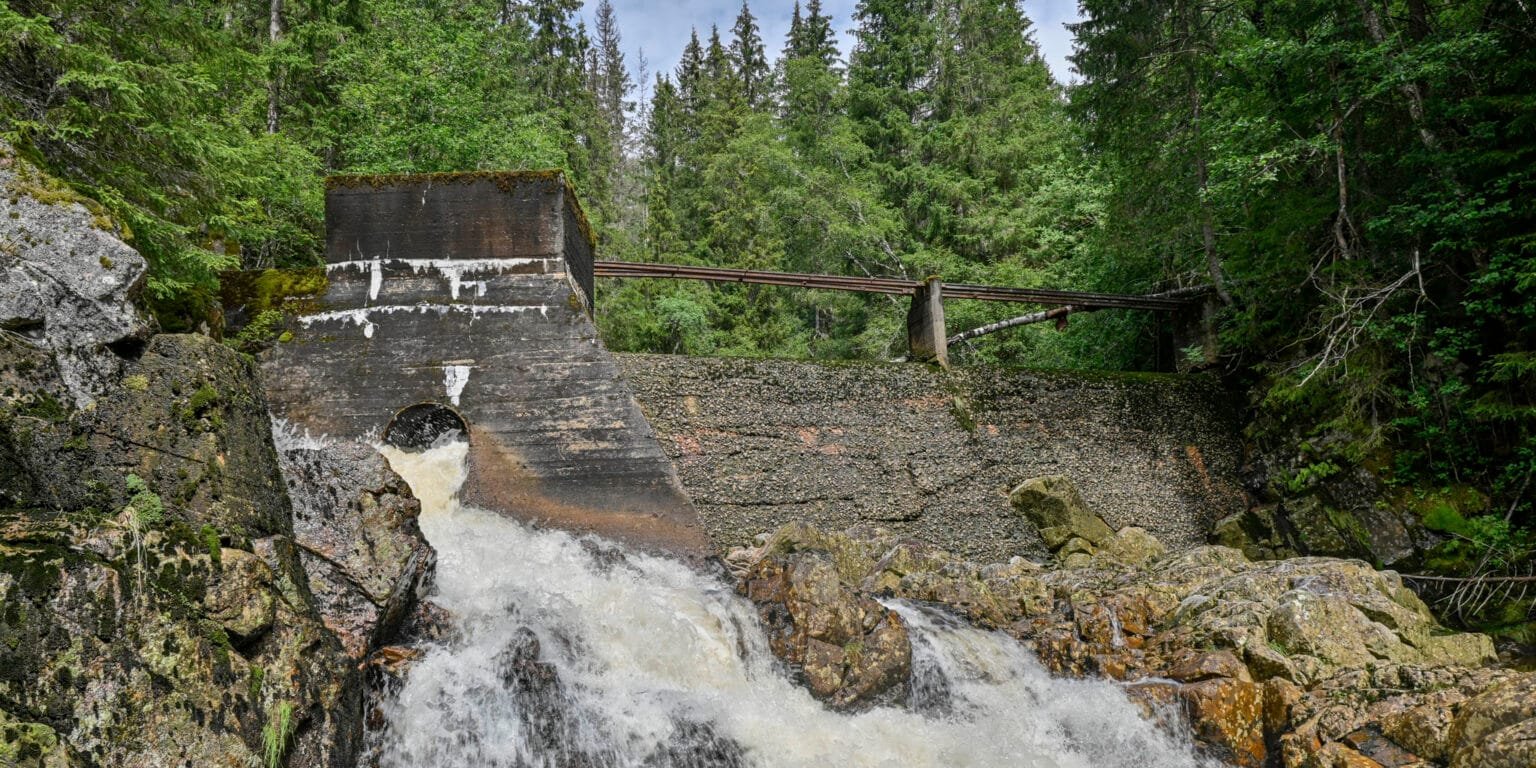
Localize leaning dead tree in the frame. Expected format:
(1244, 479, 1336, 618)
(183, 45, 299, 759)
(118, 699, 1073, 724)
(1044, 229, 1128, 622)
(947, 285, 1213, 346)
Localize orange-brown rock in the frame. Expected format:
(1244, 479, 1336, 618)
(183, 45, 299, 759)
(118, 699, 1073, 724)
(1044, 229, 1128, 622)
(739, 549, 912, 709)
(1180, 676, 1266, 767)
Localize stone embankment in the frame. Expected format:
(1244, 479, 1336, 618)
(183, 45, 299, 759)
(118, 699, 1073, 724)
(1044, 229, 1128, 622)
(730, 476, 1531, 768)
(619, 353, 1248, 561)
(0, 145, 432, 767)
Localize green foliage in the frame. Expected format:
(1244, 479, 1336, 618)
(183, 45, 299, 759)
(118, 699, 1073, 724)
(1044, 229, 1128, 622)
(324, 0, 565, 174)
(228, 310, 288, 355)
(262, 700, 295, 768)
(125, 473, 165, 527)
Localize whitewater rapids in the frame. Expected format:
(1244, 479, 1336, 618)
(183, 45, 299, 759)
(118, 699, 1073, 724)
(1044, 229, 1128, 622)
(372, 437, 1221, 768)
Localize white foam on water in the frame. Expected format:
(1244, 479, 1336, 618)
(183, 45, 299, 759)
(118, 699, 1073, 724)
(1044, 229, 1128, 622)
(270, 417, 334, 451)
(373, 440, 1223, 768)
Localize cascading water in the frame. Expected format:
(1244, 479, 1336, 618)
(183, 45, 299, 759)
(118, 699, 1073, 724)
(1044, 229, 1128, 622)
(374, 437, 1223, 768)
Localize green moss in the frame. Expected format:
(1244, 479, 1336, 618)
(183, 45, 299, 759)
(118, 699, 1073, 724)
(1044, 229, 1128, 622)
(218, 268, 328, 317)
(200, 525, 221, 567)
(125, 473, 165, 527)
(202, 619, 232, 668)
(123, 374, 149, 392)
(248, 665, 266, 701)
(16, 391, 68, 423)
(949, 394, 978, 434)
(187, 385, 219, 413)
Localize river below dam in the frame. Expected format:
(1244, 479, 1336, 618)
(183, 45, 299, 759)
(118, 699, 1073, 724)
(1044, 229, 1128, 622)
(369, 436, 1222, 768)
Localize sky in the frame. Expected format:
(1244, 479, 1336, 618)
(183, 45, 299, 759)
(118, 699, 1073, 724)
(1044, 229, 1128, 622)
(578, 1, 1084, 101)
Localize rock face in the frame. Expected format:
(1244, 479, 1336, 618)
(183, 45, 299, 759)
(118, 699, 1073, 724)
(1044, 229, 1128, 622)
(280, 440, 434, 661)
(0, 154, 406, 768)
(730, 521, 1525, 768)
(0, 144, 151, 407)
(0, 333, 360, 767)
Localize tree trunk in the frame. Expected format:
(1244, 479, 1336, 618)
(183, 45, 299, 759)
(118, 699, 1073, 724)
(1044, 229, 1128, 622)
(1354, 0, 1439, 152)
(1190, 85, 1234, 305)
(267, 0, 283, 134)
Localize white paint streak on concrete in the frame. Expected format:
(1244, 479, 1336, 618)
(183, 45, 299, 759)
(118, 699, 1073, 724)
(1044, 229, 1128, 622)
(444, 365, 472, 406)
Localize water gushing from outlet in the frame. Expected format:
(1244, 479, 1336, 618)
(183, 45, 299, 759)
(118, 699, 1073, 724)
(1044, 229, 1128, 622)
(373, 437, 1221, 768)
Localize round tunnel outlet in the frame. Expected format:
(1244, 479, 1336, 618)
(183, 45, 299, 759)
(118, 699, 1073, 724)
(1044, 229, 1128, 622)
(383, 403, 468, 451)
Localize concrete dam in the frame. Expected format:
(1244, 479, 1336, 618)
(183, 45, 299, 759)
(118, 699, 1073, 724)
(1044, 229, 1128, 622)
(258, 173, 1246, 558)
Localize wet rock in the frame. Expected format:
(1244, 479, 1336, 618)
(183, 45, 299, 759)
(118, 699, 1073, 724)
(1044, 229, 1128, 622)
(739, 550, 911, 709)
(281, 440, 434, 660)
(1180, 676, 1265, 767)
(0, 143, 151, 407)
(1009, 475, 1115, 551)
(734, 521, 1510, 766)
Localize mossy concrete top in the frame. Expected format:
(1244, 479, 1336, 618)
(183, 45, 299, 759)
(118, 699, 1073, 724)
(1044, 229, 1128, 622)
(323, 171, 595, 306)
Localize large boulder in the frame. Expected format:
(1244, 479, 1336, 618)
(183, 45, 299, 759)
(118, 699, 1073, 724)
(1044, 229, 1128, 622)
(0, 144, 151, 407)
(1009, 475, 1115, 553)
(739, 549, 911, 710)
(279, 440, 434, 661)
(0, 155, 380, 767)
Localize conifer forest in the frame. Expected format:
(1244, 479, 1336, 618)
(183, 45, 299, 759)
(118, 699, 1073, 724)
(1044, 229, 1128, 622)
(2, 0, 1535, 638)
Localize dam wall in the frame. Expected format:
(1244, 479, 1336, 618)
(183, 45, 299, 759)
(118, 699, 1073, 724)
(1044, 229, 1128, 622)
(260, 173, 710, 556)
(618, 354, 1248, 561)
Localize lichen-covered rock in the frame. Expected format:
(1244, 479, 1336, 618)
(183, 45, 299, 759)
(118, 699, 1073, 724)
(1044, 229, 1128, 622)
(0, 710, 67, 768)
(280, 440, 434, 661)
(0, 184, 379, 768)
(739, 549, 911, 709)
(0, 144, 150, 407)
(734, 521, 1515, 768)
(1009, 475, 1115, 551)
(0, 327, 367, 767)
(204, 547, 279, 642)
(1179, 676, 1266, 766)
(1092, 526, 1167, 569)
(1447, 673, 1536, 768)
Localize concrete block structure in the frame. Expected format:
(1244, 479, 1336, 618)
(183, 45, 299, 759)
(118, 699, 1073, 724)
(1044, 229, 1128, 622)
(261, 172, 709, 557)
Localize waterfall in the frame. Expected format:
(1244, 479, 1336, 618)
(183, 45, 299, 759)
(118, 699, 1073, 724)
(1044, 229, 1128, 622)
(373, 438, 1222, 768)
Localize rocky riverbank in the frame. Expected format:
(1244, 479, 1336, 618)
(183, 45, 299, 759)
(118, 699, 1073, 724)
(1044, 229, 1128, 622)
(0, 145, 433, 768)
(728, 480, 1532, 768)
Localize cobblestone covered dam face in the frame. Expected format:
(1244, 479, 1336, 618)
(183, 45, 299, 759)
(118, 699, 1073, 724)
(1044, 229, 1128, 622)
(261, 173, 710, 556)
(617, 355, 1248, 561)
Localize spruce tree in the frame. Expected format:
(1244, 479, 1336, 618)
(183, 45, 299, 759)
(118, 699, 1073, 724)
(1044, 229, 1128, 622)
(730, 2, 770, 109)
